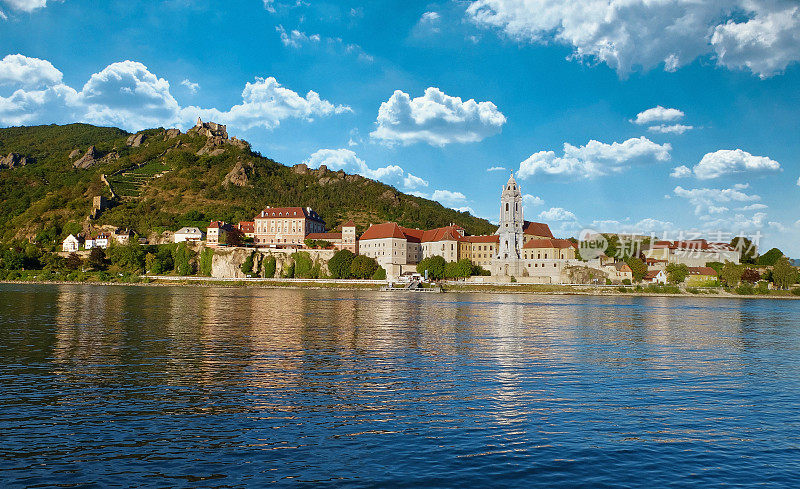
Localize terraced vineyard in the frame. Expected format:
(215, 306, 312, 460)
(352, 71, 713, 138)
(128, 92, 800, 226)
(109, 160, 172, 199)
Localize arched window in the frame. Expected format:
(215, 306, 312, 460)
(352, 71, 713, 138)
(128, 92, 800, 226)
(505, 203, 509, 212)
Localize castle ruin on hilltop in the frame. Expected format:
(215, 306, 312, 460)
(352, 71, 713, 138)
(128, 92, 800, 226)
(193, 117, 228, 139)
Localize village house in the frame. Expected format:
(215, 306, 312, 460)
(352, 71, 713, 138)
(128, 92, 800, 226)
(644, 269, 668, 284)
(253, 206, 326, 247)
(174, 227, 205, 243)
(62, 234, 84, 253)
(237, 221, 255, 239)
(207, 221, 236, 247)
(112, 228, 133, 245)
(304, 221, 358, 253)
(685, 266, 719, 286)
(603, 261, 634, 284)
(645, 240, 740, 267)
(85, 233, 110, 250)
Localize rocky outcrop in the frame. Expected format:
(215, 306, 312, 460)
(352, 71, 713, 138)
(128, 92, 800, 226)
(126, 133, 146, 147)
(164, 128, 181, 139)
(224, 159, 254, 187)
(73, 146, 99, 169)
(196, 137, 227, 156)
(293, 163, 309, 175)
(209, 247, 336, 279)
(0, 153, 34, 169)
(68, 149, 81, 159)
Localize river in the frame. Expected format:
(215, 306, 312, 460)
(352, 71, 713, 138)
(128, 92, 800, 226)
(1, 283, 798, 487)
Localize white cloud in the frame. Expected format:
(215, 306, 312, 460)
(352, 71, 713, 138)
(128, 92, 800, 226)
(0, 54, 62, 88)
(737, 203, 768, 211)
(700, 212, 768, 232)
(0, 55, 350, 133)
(431, 189, 468, 206)
(421, 11, 440, 22)
(466, 0, 800, 78)
(693, 149, 781, 179)
(538, 207, 577, 222)
(0, 9, 6, 19)
(518, 136, 671, 179)
(673, 183, 761, 215)
(487, 166, 506, 172)
(670, 165, 692, 178)
(370, 87, 506, 146)
(454, 206, 476, 215)
(648, 124, 693, 134)
(522, 194, 544, 208)
(276, 25, 321, 48)
(590, 218, 676, 234)
(633, 106, 684, 125)
(303, 148, 428, 191)
(797, 176, 800, 186)
(768, 221, 791, 233)
(181, 79, 199, 94)
(2, 0, 49, 12)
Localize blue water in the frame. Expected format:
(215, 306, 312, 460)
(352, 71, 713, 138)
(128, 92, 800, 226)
(1, 283, 799, 487)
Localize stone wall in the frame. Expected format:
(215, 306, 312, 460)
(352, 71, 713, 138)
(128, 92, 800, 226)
(209, 247, 337, 279)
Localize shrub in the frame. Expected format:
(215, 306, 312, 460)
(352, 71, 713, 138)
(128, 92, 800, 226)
(622, 279, 631, 285)
(241, 251, 255, 274)
(328, 249, 355, 279)
(282, 261, 295, 278)
(687, 287, 700, 294)
(262, 255, 276, 278)
(372, 267, 387, 280)
(199, 248, 214, 276)
(172, 242, 193, 276)
(665, 263, 689, 284)
(350, 255, 379, 279)
(735, 283, 754, 295)
(292, 252, 314, 278)
(791, 287, 800, 296)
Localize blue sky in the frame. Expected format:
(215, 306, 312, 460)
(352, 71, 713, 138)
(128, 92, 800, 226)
(1, 0, 799, 255)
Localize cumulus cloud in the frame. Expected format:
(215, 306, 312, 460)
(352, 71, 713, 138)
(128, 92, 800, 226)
(517, 136, 671, 179)
(276, 25, 321, 48)
(736, 203, 768, 211)
(590, 218, 676, 234)
(454, 206, 476, 215)
(693, 149, 781, 179)
(633, 106, 684, 125)
(487, 166, 506, 172)
(0, 55, 350, 132)
(670, 165, 692, 178)
(522, 194, 544, 208)
(181, 79, 199, 94)
(538, 207, 577, 222)
(421, 11, 440, 22)
(466, 0, 800, 78)
(0, 54, 63, 88)
(431, 189, 468, 206)
(303, 149, 428, 191)
(370, 87, 506, 146)
(648, 124, 693, 134)
(673, 183, 761, 215)
(2, 0, 50, 12)
(700, 212, 768, 232)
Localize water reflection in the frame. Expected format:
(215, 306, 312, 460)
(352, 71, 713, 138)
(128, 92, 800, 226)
(1, 284, 799, 487)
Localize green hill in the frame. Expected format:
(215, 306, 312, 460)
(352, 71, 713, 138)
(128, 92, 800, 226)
(0, 123, 496, 247)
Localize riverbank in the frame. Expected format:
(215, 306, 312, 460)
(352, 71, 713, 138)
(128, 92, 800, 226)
(2, 276, 800, 300)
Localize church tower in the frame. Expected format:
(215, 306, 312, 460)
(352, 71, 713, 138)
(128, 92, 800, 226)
(496, 173, 524, 261)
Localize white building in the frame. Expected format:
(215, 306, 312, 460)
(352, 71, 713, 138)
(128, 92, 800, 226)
(85, 233, 110, 250)
(62, 234, 84, 252)
(492, 174, 526, 277)
(174, 227, 205, 243)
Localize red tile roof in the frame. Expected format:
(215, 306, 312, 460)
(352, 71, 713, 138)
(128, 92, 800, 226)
(306, 232, 342, 240)
(644, 270, 662, 280)
(688, 267, 718, 276)
(463, 235, 500, 243)
(523, 221, 554, 238)
(420, 225, 465, 243)
(359, 222, 409, 241)
(339, 220, 356, 228)
(256, 206, 324, 223)
(237, 221, 254, 233)
(523, 238, 576, 249)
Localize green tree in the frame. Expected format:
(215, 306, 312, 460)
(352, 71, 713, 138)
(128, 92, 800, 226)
(282, 261, 295, 278)
(456, 259, 474, 278)
(720, 262, 744, 287)
(262, 255, 276, 278)
(107, 241, 146, 272)
(199, 248, 214, 276)
(241, 251, 255, 274)
(350, 255, 379, 279)
(145, 252, 158, 274)
(417, 255, 446, 280)
(172, 242, 192, 276)
(665, 263, 689, 284)
(328, 249, 355, 279)
(706, 261, 724, 275)
(757, 248, 783, 266)
(292, 251, 314, 278)
(772, 257, 798, 289)
(87, 247, 106, 271)
(444, 261, 460, 279)
(64, 253, 83, 270)
(741, 268, 761, 284)
(730, 237, 757, 264)
(372, 267, 387, 280)
(625, 256, 648, 282)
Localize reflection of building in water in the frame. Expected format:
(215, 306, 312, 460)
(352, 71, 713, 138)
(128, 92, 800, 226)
(54, 285, 123, 365)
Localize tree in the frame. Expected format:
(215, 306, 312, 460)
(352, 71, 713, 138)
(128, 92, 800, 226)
(173, 242, 193, 276)
(772, 257, 798, 289)
(262, 255, 276, 278)
(757, 248, 784, 266)
(372, 267, 387, 280)
(350, 255, 379, 279)
(65, 253, 83, 270)
(625, 256, 647, 282)
(292, 252, 314, 278)
(665, 263, 688, 284)
(730, 237, 757, 264)
(106, 241, 146, 272)
(328, 249, 355, 279)
(706, 261, 724, 275)
(417, 255, 446, 280)
(444, 261, 460, 279)
(241, 251, 255, 274)
(720, 262, 743, 287)
(145, 252, 159, 274)
(87, 247, 106, 271)
(199, 248, 214, 276)
(741, 268, 761, 284)
(456, 259, 474, 278)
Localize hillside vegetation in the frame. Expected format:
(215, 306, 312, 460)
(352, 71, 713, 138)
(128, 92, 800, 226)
(0, 123, 496, 247)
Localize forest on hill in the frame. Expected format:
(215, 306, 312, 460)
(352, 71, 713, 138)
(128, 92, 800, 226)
(0, 123, 496, 248)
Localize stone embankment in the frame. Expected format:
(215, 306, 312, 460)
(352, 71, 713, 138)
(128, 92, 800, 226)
(209, 246, 337, 279)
